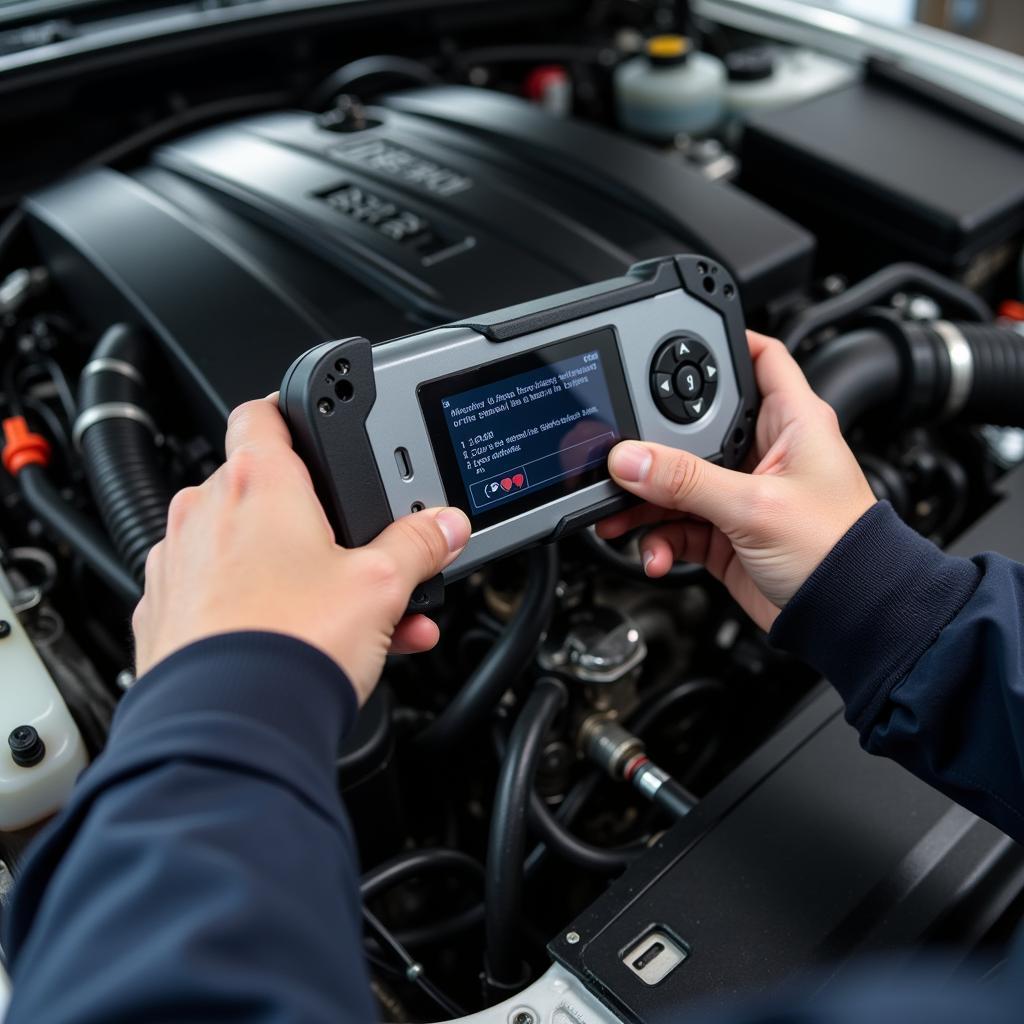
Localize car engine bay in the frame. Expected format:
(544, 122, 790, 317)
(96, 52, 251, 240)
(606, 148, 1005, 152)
(1, 1, 1024, 1020)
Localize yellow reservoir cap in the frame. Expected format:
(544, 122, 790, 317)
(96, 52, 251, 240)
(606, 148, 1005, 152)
(646, 35, 689, 60)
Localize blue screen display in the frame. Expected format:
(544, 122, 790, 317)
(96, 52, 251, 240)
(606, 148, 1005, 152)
(419, 328, 637, 528)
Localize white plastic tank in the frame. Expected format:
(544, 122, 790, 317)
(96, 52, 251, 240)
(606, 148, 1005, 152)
(614, 35, 726, 140)
(1, 585, 87, 832)
(725, 46, 857, 119)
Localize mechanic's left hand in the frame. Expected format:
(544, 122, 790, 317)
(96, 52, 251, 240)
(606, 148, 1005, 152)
(132, 396, 470, 703)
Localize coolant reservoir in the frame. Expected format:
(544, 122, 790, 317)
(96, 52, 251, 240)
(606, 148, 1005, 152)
(1, 586, 87, 831)
(614, 35, 726, 139)
(725, 46, 856, 118)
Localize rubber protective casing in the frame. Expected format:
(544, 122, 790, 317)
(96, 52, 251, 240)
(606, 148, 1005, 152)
(281, 255, 757, 609)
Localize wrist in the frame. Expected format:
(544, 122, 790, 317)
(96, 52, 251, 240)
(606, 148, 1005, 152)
(769, 502, 981, 728)
(125, 631, 360, 756)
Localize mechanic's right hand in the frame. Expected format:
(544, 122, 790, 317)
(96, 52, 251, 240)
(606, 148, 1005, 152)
(132, 396, 470, 704)
(597, 331, 876, 632)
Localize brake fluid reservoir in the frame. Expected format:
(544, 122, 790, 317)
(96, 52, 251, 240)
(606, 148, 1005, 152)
(614, 35, 726, 140)
(1, 587, 87, 831)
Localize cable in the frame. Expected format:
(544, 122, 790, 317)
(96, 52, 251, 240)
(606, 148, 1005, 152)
(524, 770, 604, 875)
(15, 466, 141, 605)
(43, 357, 78, 425)
(361, 848, 484, 903)
(782, 263, 991, 353)
(0, 208, 24, 264)
(394, 903, 484, 949)
(414, 544, 560, 757)
(492, 723, 640, 875)
(626, 677, 727, 737)
(485, 676, 567, 993)
(526, 788, 641, 873)
(362, 906, 466, 1019)
(309, 55, 439, 110)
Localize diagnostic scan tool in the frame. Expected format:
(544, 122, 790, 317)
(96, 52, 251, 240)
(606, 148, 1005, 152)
(282, 255, 758, 609)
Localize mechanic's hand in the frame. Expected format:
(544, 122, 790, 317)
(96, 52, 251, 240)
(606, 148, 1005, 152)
(132, 396, 470, 703)
(597, 331, 875, 632)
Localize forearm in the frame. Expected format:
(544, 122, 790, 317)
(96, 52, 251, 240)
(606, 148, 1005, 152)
(2, 632, 375, 1024)
(772, 501, 1024, 843)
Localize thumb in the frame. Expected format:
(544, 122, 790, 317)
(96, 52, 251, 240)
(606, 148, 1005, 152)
(608, 441, 752, 530)
(366, 506, 471, 593)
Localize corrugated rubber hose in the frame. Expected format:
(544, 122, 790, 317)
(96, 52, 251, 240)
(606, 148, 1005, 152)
(75, 324, 170, 583)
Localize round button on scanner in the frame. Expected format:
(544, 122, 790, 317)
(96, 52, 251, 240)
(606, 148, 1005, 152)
(673, 362, 703, 401)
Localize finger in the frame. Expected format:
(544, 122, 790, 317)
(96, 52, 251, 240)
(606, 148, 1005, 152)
(607, 440, 752, 530)
(391, 614, 441, 654)
(367, 507, 471, 593)
(639, 520, 712, 577)
(595, 503, 687, 540)
(746, 331, 815, 404)
(224, 397, 295, 460)
(221, 396, 323, 504)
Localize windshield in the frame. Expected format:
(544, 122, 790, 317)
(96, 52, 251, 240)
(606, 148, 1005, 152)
(799, 0, 1024, 55)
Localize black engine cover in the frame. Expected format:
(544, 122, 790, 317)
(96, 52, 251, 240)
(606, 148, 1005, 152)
(24, 85, 812, 442)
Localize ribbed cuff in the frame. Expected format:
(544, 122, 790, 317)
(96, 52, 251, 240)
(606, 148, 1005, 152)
(770, 502, 981, 731)
(74, 633, 361, 823)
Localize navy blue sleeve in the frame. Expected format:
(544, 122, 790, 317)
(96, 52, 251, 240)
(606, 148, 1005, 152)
(771, 500, 1024, 844)
(2, 631, 376, 1024)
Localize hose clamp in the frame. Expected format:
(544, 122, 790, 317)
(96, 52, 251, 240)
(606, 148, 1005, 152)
(80, 357, 146, 387)
(72, 403, 159, 451)
(633, 762, 668, 800)
(932, 320, 973, 418)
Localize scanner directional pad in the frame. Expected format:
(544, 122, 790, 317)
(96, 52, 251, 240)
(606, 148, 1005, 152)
(650, 334, 718, 423)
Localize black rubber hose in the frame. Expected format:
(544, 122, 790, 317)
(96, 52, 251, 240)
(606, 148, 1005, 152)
(782, 262, 991, 352)
(414, 545, 559, 757)
(361, 848, 484, 902)
(803, 322, 1024, 432)
(956, 324, 1024, 426)
(801, 328, 903, 432)
(627, 677, 727, 737)
(16, 465, 141, 604)
(526, 790, 641, 873)
(77, 324, 170, 583)
(485, 677, 567, 992)
(394, 904, 484, 949)
(652, 775, 698, 820)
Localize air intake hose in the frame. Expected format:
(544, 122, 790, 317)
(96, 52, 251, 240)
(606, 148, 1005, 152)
(802, 316, 1024, 432)
(74, 324, 170, 583)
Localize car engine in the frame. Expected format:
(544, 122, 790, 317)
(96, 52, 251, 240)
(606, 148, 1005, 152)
(1, 1, 1024, 1020)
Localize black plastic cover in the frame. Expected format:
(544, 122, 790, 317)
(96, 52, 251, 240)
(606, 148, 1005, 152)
(25, 87, 811, 438)
(742, 79, 1024, 273)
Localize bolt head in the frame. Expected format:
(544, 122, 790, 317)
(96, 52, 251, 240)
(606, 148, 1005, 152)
(566, 930, 580, 944)
(0, 619, 10, 639)
(512, 1013, 534, 1024)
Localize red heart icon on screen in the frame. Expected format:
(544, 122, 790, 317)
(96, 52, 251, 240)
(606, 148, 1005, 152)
(512, 473, 524, 488)
(500, 477, 513, 492)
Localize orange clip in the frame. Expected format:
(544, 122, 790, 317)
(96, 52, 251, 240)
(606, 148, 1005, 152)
(998, 299, 1024, 323)
(2, 416, 51, 476)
